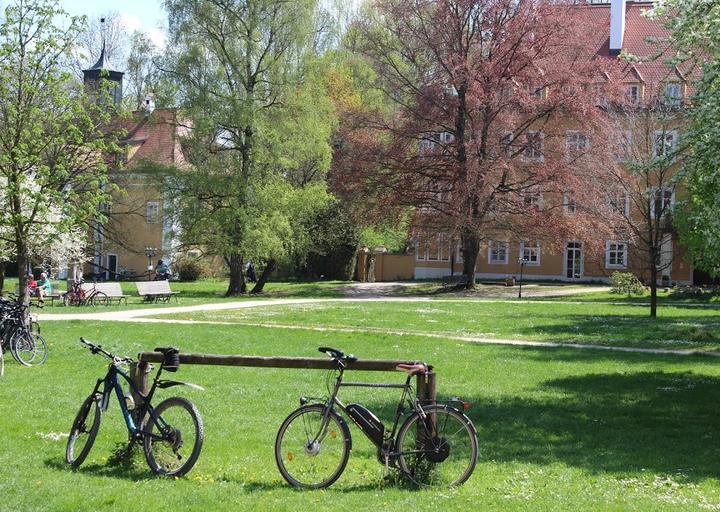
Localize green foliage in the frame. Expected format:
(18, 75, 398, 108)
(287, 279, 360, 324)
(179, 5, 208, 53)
(0, 0, 121, 301)
(173, 256, 208, 282)
(610, 272, 646, 298)
(360, 214, 411, 253)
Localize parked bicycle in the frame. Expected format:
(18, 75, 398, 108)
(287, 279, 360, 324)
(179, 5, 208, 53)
(63, 280, 109, 307)
(66, 338, 204, 476)
(0, 296, 48, 370)
(275, 347, 478, 489)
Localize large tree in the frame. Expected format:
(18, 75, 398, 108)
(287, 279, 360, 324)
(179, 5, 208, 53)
(0, 0, 117, 303)
(654, 0, 720, 277)
(161, 0, 335, 296)
(340, 0, 623, 288)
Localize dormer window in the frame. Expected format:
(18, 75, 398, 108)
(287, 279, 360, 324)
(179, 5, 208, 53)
(626, 84, 641, 105)
(663, 83, 682, 105)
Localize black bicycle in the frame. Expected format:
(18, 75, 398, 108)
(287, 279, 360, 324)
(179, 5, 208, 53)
(0, 297, 48, 368)
(275, 347, 478, 489)
(66, 338, 204, 476)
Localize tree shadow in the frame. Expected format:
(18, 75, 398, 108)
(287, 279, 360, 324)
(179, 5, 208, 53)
(44, 458, 154, 481)
(469, 371, 720, 480)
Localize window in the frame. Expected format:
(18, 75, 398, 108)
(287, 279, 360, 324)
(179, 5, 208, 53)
(427, 235, 439, 261)
(415, 236, 426, 261)
(439, 234, 451, 262)
(651, 188, 675, 219)
(522, 191, 543, 210)
(146, 201, 160, 224)
(532, 86, 546, 99)
(419, 131, 454, 153)
(663, 83, 682, 105)
(524, 131, 544, 162)
(563, 193, 577, 215)
(488, 241, 509, 264)
(566, 130, 589, 160)
(520, 241, 541, 265)
(613, 130, 633, 161)
(501, 132, 514, 158)
(605, 241, 628, 268)
(653, 130, 677, 158)
(626, 84, 641, 105)
(608, 191, 630, 217)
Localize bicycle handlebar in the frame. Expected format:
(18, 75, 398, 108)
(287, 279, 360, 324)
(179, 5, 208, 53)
(318, 347, 357, 365)
(79, 337, 134, 364)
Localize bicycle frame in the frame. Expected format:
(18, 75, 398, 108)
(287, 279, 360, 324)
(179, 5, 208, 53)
(313, 366, 423, 452)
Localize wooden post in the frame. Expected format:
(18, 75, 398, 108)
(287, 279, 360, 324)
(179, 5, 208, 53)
(130, 361, 151, 424)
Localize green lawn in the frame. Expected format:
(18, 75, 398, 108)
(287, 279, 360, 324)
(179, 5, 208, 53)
(2, 319, 720, 511)
(155, 299, 720, 351)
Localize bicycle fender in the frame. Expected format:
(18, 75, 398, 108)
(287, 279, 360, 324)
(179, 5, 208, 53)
(158, 379, 205, 391)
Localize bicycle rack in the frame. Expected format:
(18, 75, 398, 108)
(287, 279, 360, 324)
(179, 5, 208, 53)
(132, 352, 436, 405)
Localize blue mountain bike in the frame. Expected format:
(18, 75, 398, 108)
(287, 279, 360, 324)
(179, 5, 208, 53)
(65, 338, 204, 476)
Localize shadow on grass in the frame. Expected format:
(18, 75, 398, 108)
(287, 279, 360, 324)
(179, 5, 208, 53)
(470, 370, 720, 480)
(44, 458, 154, 481)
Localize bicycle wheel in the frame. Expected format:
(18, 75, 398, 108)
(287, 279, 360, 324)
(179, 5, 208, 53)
(275, 404, 351, 489)
(30, 319, 40, 334)
(12, 331, 48, 366)
(396, 405, 478, 488)
(142, 397, 204, 476)
(66, 393, 102, 467)
(91, 292, 109, 307)
(1, 346, 4, 376)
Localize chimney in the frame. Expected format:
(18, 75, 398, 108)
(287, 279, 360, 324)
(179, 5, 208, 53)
(609, 0, 627, 56)
(141, 93, 156, 116)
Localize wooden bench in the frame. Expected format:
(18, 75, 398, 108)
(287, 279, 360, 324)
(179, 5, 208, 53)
(135, 280, 179, 303)
(441, 274, 469, 289)
(81, 282, 129, 305)
(15, 286, 62, 305)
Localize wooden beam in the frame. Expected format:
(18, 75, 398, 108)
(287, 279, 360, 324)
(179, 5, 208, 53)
(137, 351, 433, 372)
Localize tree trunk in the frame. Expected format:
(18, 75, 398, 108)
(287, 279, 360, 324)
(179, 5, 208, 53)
(462, 229, 480, 289)
(225, 253, 246, 296)
(250, 259, 276, 295)
(16, 241, 29, 304)
(0, 261, 5, 297)
(649, 266, 658, 319)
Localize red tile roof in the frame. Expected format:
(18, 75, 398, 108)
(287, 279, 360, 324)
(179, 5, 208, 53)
(118, 108, 188, 169)
(577, 1, 698, 90)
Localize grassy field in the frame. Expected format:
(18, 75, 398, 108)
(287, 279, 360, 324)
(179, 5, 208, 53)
(2, 318, 720, 511)
(155, 299, 720, 351)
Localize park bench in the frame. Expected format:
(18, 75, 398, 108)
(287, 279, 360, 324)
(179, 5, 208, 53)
(15, 286, 62, 305)
(81, 282, 129, 305)
(135, 280, 179, 303)
(441, 274, 468, 289)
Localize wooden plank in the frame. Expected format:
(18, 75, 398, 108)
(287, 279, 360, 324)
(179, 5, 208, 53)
(137, 351, 433, 372)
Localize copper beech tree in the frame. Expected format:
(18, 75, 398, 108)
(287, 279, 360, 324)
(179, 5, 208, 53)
(338, 0, 627, 288)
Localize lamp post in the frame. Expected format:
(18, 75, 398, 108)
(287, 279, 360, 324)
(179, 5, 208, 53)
(144, 247, 157, 281)
(518, 258, 528, 299)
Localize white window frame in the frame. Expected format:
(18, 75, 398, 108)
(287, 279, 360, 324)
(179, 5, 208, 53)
(653, 129, 678, 158)
(488, 241, 509, 265)
(613, 129, 633, 162)
(501, 131, 514, 158)
(608, 190, 630, 217)
(566, 130, 589, 160)
(419, 131, 454, 153)
(663, 83, 682, 105)
(146, 201, 160, 224)
(650, 187, 676, 219)
(427, 234, 439, 261)
(519, 241, 541, 266)
(439, 234, 451, 262)
(415, 236, 426, 261)
(523, 131, 544, 162)
(563, 193, 578, 215)
(626, 84, 641, 105)
(522, 190, 543, 210)
(605, 241, 628, 269)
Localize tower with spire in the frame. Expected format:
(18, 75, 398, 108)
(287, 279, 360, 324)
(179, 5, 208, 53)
(82, 19, 124, 106)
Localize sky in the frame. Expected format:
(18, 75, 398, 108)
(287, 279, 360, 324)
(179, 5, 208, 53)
(58, 0, 168, 48)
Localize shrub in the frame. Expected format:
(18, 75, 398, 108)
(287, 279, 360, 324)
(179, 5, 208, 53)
(174, 256, 206, 282)
(610, 272, 645, 297)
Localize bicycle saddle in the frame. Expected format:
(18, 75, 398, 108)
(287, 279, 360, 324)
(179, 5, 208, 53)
(395, 363, 428, 375)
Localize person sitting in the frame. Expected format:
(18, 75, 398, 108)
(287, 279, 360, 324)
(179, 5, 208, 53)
(155, 259, 170, 280)
(36, 272, 53, 304)
(27, 274, 38, 296)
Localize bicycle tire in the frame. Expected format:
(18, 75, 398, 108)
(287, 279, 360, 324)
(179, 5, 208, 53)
(142, 396, 204, 477)
(275, 404, 351, 489)
(30, 320, 40, 335)
(12, 331, 48, 366)
(66, 393, 102, 467)
(1, 346, 4, 376)
(395, 405, 478, 488)
(91, 292, 109, 307)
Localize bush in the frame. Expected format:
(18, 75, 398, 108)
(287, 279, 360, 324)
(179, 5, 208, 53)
(174, 257, 207, 282)
(610, 272, 645, 297)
